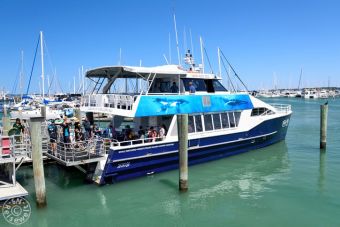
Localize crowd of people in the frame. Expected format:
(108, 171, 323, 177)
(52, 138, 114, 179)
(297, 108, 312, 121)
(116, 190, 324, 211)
(6, 117, 168, 156)
(46, 116, 168, 152)
(104, 124, 167, 143)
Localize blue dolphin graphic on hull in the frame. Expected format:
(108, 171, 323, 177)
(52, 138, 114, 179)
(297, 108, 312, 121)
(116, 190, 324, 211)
(153, 97, 189, 113)
(220, 97, 249, 106)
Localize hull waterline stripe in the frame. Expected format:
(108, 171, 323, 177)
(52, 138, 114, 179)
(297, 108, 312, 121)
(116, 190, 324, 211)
(110, 130, 277, 163)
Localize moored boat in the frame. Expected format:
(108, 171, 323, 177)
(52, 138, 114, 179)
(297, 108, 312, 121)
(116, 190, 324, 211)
(80, 51, 292, 184)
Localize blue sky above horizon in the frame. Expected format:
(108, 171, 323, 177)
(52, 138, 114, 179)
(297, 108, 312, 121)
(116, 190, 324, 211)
(1, 0, 340, 93)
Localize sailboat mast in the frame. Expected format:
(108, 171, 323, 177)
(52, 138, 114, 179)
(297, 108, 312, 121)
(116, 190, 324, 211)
(73, 76, 76, 94)
(47, 74, 50, 96)
(40, 31, 45, 99)
(297, 68, 302, 90)
(82, 66, 85, 96)
(20, 50, 24, 99)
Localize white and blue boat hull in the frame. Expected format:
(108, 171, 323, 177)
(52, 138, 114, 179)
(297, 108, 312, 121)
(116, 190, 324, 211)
(99, 114, 291, 184)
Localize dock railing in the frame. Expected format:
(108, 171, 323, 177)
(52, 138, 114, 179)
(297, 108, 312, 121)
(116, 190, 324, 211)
(271, 104, 292, 114)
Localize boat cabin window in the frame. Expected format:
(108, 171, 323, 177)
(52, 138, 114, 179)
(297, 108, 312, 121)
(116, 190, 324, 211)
(182, 78, 227, 93)
(212, 114, 221, 130)
(212, 80, 227, 92)
(221, 113, 230, 128)
(228, 112, 236, 127)
(188, 115, 195, 133)
(188, 115, 203, 133)
(203, 115, 213, 131)
(251, 108, 274, 116)
(150, 78, 171, 93)
(188, 111, 241, 134)
(234, 112, 241, 126)
(195, 115, 203, 132)
(182, 79, 207, 92)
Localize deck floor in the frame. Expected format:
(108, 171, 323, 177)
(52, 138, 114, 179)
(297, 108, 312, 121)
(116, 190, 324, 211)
(0, 183, 28, 201)
(45, 152, 106, 166)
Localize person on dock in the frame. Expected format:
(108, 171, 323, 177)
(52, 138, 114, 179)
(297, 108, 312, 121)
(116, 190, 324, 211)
(83, 117, 92, 139)
(93, 124, 101, 136)
(48, 120, 58, 154)
(74, 118, 82, 141)
(62, 118, 71, 145)
(12, 118, 25, 142)
(13, 118, 25, 134)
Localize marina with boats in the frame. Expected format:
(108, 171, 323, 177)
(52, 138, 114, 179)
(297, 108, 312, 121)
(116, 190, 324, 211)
(1, 46, 293, 190)
(0, 29, 339, 199)
(2, 2, 340, 226)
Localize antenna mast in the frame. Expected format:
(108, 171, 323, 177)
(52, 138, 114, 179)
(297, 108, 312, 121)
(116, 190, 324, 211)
(218, 47, 222, 78)
(173, 13, 181, 65)
(200, 36, 204, 73)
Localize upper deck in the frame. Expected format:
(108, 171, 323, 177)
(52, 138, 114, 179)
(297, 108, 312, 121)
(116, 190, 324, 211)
(81, 64, 255, 117)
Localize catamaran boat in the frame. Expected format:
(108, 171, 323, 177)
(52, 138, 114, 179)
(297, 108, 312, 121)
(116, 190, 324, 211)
(303, 89, 318, 99)
(80, 53, 292, 184)
(318, 89, 329, 99)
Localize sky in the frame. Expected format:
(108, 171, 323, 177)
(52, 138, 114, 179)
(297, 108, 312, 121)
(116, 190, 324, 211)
(1, 0, 340, 94)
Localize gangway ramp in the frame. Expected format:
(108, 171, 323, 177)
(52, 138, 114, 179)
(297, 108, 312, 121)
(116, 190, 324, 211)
(45, 137, 107, 167)
(0, 183, 28, 201)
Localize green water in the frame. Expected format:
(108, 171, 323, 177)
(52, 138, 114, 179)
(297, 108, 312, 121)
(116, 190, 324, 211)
(1, 98, 340, 227)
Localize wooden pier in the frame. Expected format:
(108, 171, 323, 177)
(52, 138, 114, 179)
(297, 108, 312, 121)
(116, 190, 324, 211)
(0, 152, 28, 201)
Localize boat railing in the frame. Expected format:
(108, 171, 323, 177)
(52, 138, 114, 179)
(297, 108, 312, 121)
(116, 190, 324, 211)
(111, 136, 166, 147)
(271, 104, 292, 114)
(83, 94, 137, 110)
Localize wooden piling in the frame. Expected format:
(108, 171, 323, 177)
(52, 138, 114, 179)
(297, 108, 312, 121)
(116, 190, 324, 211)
(3, 105, 7, 117)
(74, 108, 82, 123)
(2, 106, 11, 136)
(177, 114, 188, 192)
(29, 117, 47, 207)
(40, 106, 47, 119)
(320, 104, 328, 149)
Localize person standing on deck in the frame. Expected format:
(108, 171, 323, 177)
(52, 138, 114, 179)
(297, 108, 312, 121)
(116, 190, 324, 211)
(74, 118, 82, 141)
(83, 117, 92, 139)
(189, 81, 196, 94)
(170, 82, 179, 93)
(138, 126, 145, 139)
(159, 124, 166, 141)
(48, 120, 58, 154)
(13, 118, 25, 134)
(62, 118, 71, 144)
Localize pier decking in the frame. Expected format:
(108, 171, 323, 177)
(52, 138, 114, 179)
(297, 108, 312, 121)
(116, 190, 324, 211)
(0, 183, 28, 201)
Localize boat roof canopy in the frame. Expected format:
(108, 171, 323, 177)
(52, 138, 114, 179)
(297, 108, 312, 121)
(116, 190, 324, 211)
(86, 65, 188, 79)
